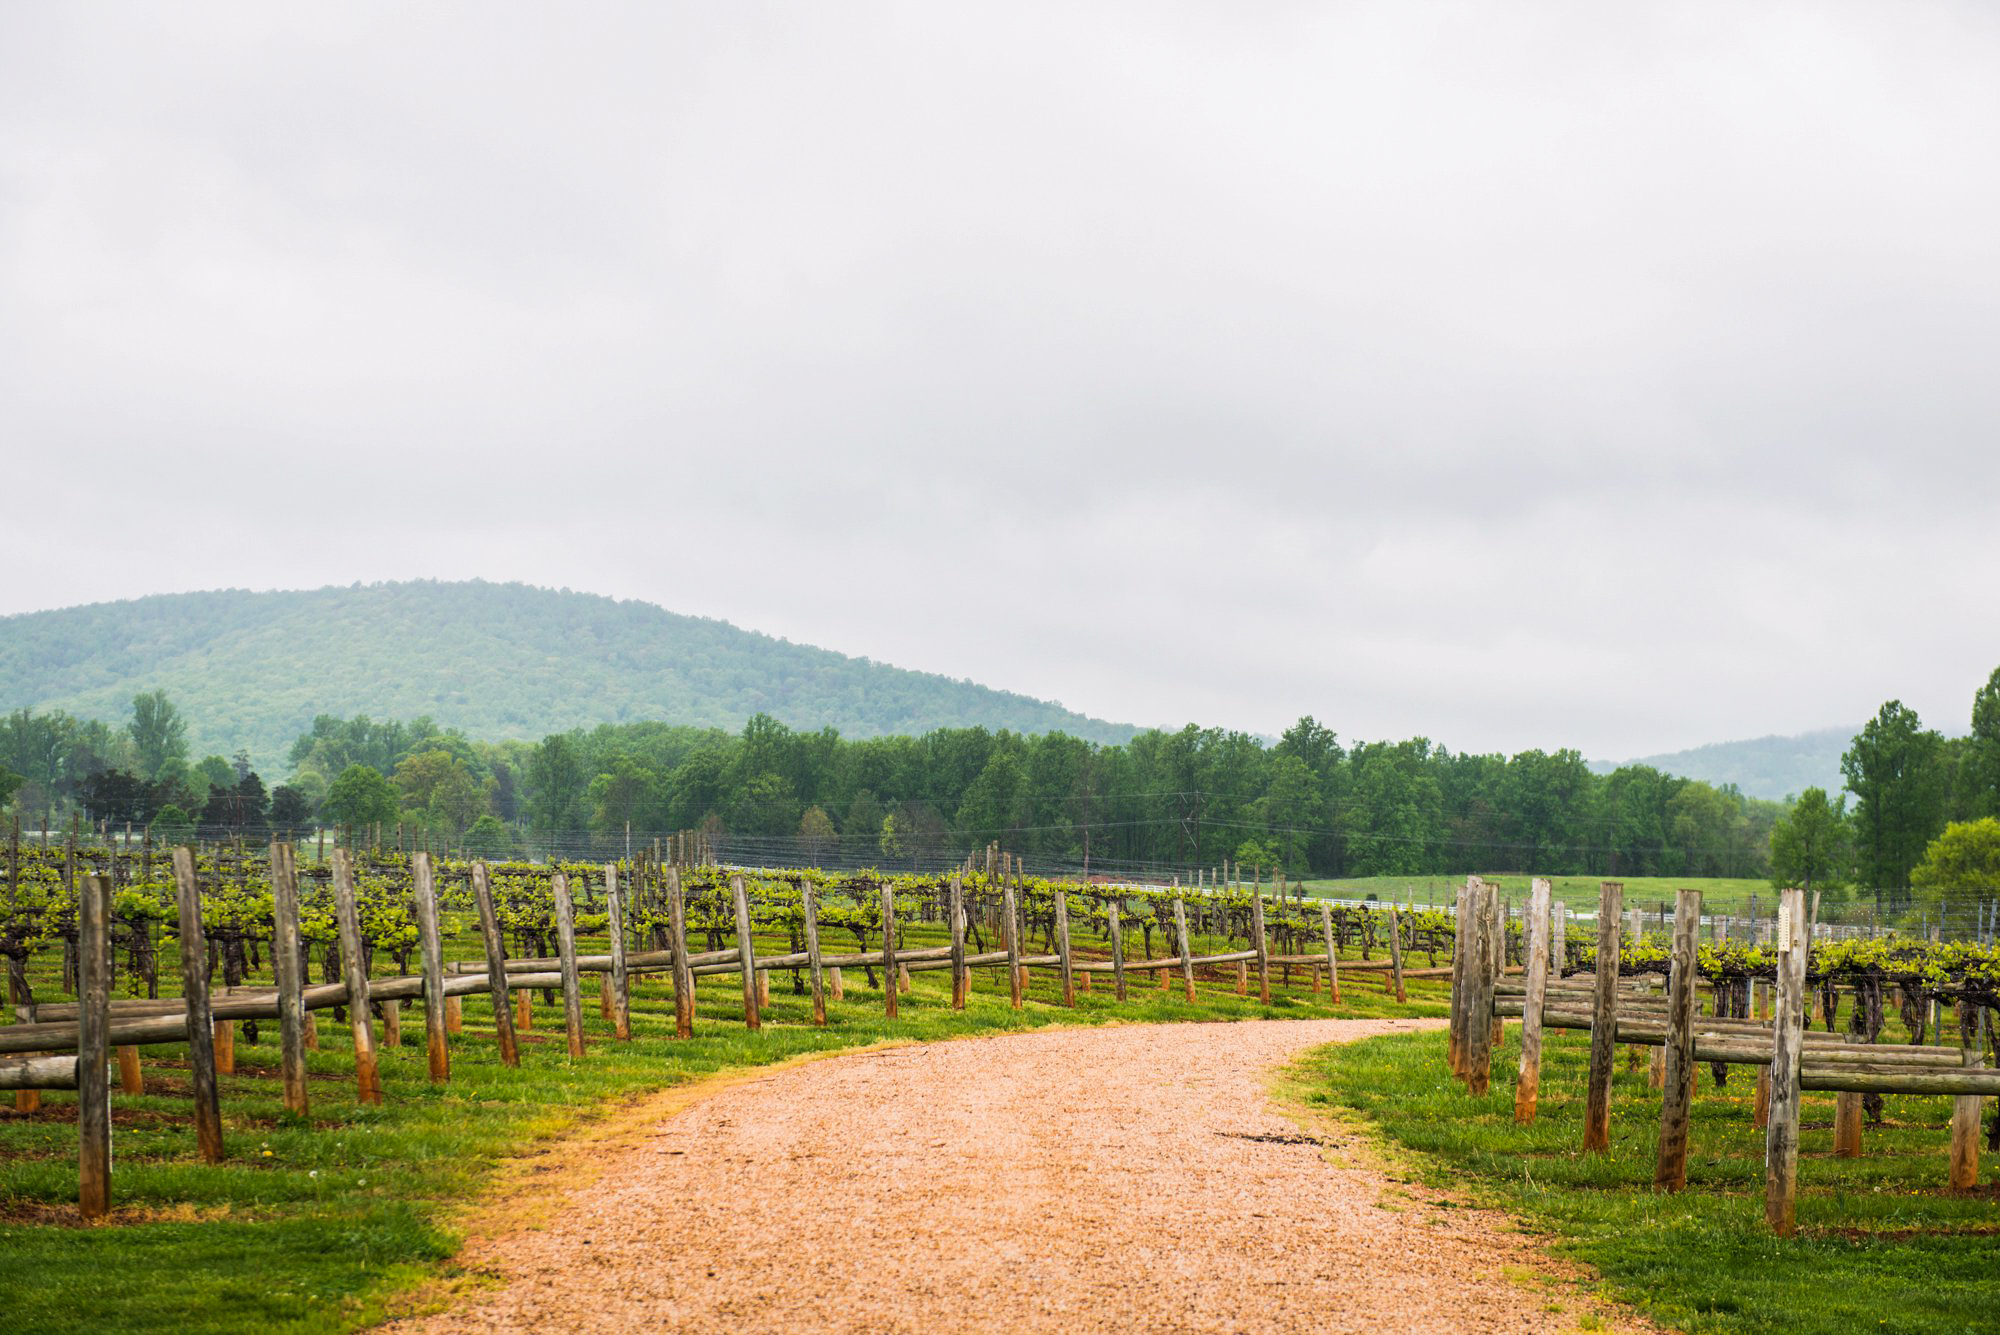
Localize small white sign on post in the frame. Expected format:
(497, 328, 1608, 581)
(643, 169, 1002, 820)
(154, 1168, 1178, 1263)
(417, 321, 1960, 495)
(1776, 903, 1794, 953)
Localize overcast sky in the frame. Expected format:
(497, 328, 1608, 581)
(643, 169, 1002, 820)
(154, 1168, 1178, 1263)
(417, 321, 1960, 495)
(3, 3, 1997, 760)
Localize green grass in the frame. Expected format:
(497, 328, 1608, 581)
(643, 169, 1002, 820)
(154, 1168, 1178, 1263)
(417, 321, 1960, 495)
(0, 921, 1443, 1335)
(1299, 874, 1781, 916)
(1298, 1023, 1999, 1335)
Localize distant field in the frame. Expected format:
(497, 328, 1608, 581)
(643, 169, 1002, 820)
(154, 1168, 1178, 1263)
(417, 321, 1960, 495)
(1298, 874, 1777, 915)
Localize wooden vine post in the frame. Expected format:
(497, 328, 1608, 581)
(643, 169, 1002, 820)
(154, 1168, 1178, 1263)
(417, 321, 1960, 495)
(731, 874, 760, 1031)
(802, 881, 827, 1026)
(331, 850, 383, 1104)
(1583, 880, 1624, 1153)
(947, 874, 967, 1010)
(1464, 883, 1497, 1095)
(1055, 890, 1075, 1007)
(1550, 899, 1567, 979)
(1951, 1001, 1986, 1190)
(171, 848, 224, 1161)
(77, 873, 111, 1219)
(269, 842, 310, 1112)
(1388, 906, 1406, 1003)
(1249, 889, 1271, 1003)
(1514, 877, 1551, 1125)
(1764, 886, 1808, 1234)
(411, 852, 450, 1084)
(1001, 876, 1023, 1009)
(880, 882, 899, 1020)
(1655, 887, 1701, 1191)
(551, 872, 586, 1058)
(1108, 902, 1128, 1002)
(604, 863, 631, 1041)
(1448, 876, 1473, 1075)
(1318, 902, 1341, 1004)
(471, 861, 520, 1067)
(1173, 897, 1196, 1002)
(667, 866, 695, 1038)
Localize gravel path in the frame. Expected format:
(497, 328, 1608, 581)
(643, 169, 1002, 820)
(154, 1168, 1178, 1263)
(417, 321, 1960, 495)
(398, 1019, 1645, 1334)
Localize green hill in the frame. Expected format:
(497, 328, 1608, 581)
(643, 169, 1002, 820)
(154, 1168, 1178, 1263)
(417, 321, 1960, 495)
(1591, 726, 1857, 802)
(0, 581, 1141, 770)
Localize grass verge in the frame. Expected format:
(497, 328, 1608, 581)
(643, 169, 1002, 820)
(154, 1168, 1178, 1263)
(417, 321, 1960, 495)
(1300, 1024, 1998, 1335)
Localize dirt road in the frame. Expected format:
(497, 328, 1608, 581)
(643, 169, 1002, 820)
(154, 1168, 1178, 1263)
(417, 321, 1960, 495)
(397, 1018, 1641, 1333)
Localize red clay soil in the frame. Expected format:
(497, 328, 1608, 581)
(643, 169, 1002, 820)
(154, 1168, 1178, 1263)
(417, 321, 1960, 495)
(392, 1019, 1650, 1334)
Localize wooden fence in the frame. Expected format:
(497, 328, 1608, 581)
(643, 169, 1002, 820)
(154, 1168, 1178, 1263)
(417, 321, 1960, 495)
(1452, 876, 1996, 1234)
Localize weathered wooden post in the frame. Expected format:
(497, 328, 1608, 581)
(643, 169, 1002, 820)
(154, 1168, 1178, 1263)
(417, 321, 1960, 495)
(1001, 876, 1023, 1009)
(172, 848, 224, 1161)
(551, 872, 586, 1058)
(1448, 877, 1473, 1075)
(1487, 891, 1506, 1048)
(331, 850, 383, 1104)
(667, 866, 695, 1038)
(1173, 896, 1196, 1002)
(77, 873, 111, 1219)
(1056, 891, 1075, 1007)
(1319, 902, 1341, 1004)
(1550, 900, 1567, 980)
(1583, 881, 1624, 1153)
(1751, 978, 1771, 1129)
(270, 842, 310, 1112)
(1108, 902, 1128, 1002)
(1465, 884, 1498, 1096)
(802, 881, 827, 1026)
(604, 863, 631, 1041)
(1249, 890, 1271, 1003)
(1515, 878, 1551, 1125)
(1655, 888, 1701, 1191)
(948, 874, 967, 1010)
(1764, 886, 1808, 1234)
(880, 882, 899, 1020)
(471, 861, 519, 1067)
(1388, 906, 1407, 1003)
(411, 852, 450, 1084)
(1951, 1002, 1986, 1190)
(731, 873, 760, 1031)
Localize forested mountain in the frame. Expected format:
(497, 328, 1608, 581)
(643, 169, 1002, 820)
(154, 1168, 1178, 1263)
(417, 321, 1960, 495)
(0, 581, 1139, 769)
(1592, 727, 1856, 802)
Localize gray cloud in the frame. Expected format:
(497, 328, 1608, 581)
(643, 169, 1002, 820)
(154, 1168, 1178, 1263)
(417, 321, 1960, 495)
(3, 2, 1997, 758)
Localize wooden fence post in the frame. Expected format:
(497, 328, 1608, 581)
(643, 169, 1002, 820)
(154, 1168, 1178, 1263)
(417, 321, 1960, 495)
(1551, 900, 1567, 980)
(667, 866, 695, 1038)
(1001, 877, 1023, 1009)
(1655, 888, 1701, 1191)
(803, 881, 827, 1026)
(1173, 897, 1196, 1002)
(77, 873, 111, 1219)
(1515, 878, 1551, 1125)
(1388, 906, 1407, 1003)
(605, 863, 631, 1041)
(1319, 902, 1341, 1005)
(1465, 885, 1498, 1096)
(1951, 1002, 1986, 1190)
(116, 1045, 143, 1095)
(1250, 890, 1270, 1003)
(331, 850, 383, 1105)
(1056, 891, 1075, 1007)
(731, 874, 760, 1031)
(551, 872, 586, 1058)
(880, 883, 899, 1020)
(1764, 886, 1807, 1235)
(412, 852, 449, 1084)
(471, 862, 519, 1067)
(270, 842, 309, 1113)
(1834, 1092, 1864, 1158)
(1448, 877, 1473, 1075)
(948, 874, 967, 1010)
(172, 848, 224, 1161)
(1583, 881, 1624, 1153)
(1109, 902, 1127, 1002)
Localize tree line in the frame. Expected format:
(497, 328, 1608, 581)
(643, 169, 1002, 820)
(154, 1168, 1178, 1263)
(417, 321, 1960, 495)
(5, 668, 1995, 904)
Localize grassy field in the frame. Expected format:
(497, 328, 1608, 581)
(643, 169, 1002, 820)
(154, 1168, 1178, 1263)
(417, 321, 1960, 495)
(0, 915, 1443, 1335)
(1300, 1023, 1998, 1335)
(1299, 874, 1780, 916)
